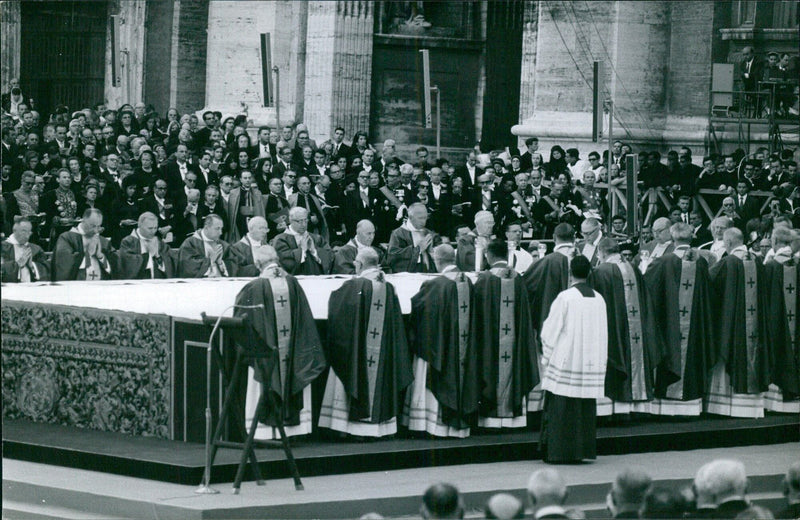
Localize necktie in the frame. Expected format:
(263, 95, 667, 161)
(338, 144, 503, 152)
(483, 193, 491, 210)
(361, 190, 369, 207)
(740, 196, 744, 207)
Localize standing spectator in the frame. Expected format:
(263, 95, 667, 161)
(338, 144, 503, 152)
(539, 255, 607, 463)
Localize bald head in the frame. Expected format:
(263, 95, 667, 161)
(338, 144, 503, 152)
(698, 459, 748, 505)
(356, 248, 380, 274)
(433, 244, 456, 272)
(253, 245, 280, 271)
(356, 219, 376, 247)
(484, 493, 524, 520)
(723, 227, 744, 251)
(527, 469, 567, 509)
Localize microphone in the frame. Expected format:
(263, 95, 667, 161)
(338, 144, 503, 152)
(196, 302, 265, 495)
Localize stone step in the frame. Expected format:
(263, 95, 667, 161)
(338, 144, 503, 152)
(1, 500, 129, 520)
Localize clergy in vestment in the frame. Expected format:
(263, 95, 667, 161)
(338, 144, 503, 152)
(539, 255, 607, 464)
(386, 202, 441, 273)
(521, 223, 576, 412)
(455, 210, 495, 272)
(1, 217, 49, 282)
(642, 222, 715, 416)
(707, 227, 769, 418)
(402, 244, 479, 437)
(230, 216, 269, 277)
(761, 226, 800, 413)
(235, 245, 327, 440)
(177, 213, 237, 278)
(637, 217, 675, 273)
(272, 207, 334, 275)
(117, 212, 176, 279)
(588, 237, 658, 417)
(333, 219, 384, 274)
(576, 217, 603, 266)
(474, 240, 539, 428)
(318, 248, 413, 437)
(52, 208, 115, 281)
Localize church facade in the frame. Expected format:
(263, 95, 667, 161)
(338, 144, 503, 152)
(1, 1, 797, 156)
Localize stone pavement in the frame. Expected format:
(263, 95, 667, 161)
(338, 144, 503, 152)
(3, 442, 796, 519)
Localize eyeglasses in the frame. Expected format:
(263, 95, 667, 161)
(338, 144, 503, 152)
(290, 218, 308, 223)
(358, 175, 370, 179)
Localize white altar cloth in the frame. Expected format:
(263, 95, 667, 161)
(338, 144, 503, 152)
(1, 273, 459, 321)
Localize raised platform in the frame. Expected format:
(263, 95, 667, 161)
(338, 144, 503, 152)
(3, 414, 798, 487)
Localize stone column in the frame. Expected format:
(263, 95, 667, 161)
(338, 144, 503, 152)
(1, 0, 21, 93)
(303, 1, 373, 145)
(517, 0, 538, 125)
(513, 1, 685, 156)
(105, 0, 147, 108)
(202, 0, 306, 127)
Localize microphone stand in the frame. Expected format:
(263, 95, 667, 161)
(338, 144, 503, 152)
(195, 303, 264, 495)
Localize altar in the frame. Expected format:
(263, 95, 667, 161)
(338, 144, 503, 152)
(1, 274, 442, 442)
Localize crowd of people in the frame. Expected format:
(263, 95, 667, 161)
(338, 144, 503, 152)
(1, 89, 799, 281)
(356, 460, 800, 519)
(1, 94, 798, 432)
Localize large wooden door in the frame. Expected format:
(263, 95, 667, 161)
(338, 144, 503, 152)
(21, 1, 107, 117)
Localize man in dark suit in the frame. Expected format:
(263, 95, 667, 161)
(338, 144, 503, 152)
(193, 111, 216, 150)
(733, 179, 760, 228)
(329, 127, 350, 161)
(264, 176, 290, 242)
(519, 136, 539, 172)
(162, 144, 198, 201)
(690, 211, 713, 247)
(606, 469, 652, 519)
(527, 469, 571, 519)
(453, 150, 484, 191)
(343, 170, 380, 238)
(139, 179, 179, 246)
(272, 146, 294, 180)
(740, 46, 764, 115)
(195, 149, 218, 194)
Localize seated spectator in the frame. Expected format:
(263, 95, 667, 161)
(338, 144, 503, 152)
(117, 212, 176, 279)
(484, 493, 525, 519)
(272, 206, 333, 275)
(178, 213, 236, 278)
(777, 461, 800, 519)
(606, 468, 652, 519)
(693, 459, 750, 519)
(1, 216, 49, 282)
(52, 208, 115, 281)
(420, 483, 464, 520)
(639, 486, 686, 519)
(527, 468, 571, 519)
(230, 216, 269, 277)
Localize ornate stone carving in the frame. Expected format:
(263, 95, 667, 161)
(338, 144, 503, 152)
(2, 302, 171, 438)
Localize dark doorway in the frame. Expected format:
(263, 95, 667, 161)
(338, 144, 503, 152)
(480, 0, 524, 152)
(20, 1, 107, 118)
